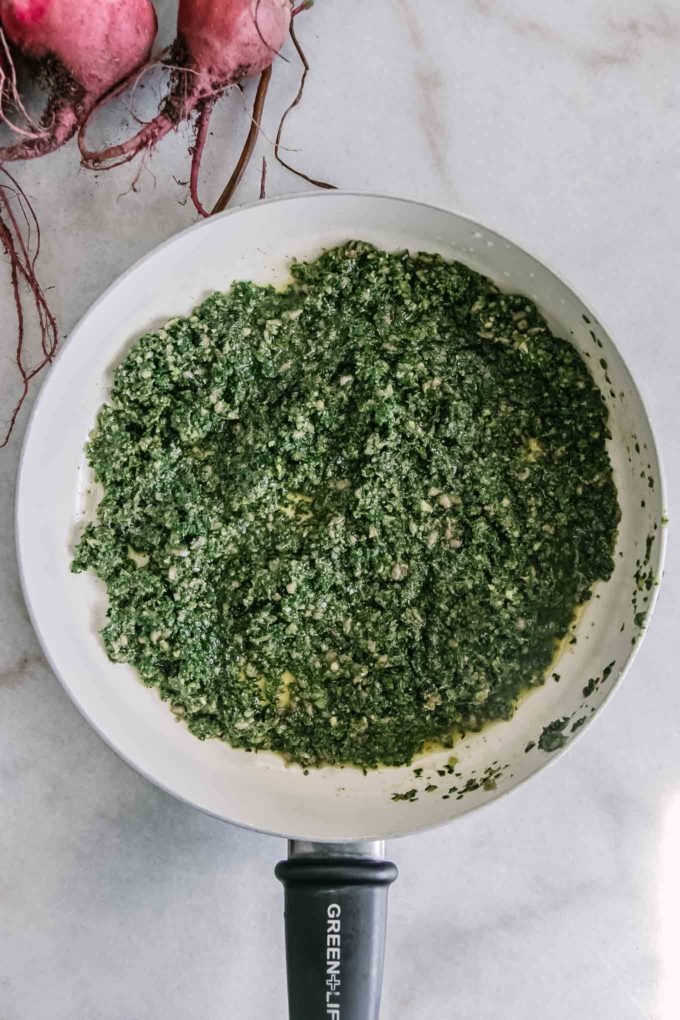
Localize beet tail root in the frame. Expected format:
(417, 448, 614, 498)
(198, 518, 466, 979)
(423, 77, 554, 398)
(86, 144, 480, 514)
(79, 106, 181, 169)
(0, 100, 79, 161)
(0, 168, 58, 448)
(189, 96, 217, 217)
(78, 58, 202, 170)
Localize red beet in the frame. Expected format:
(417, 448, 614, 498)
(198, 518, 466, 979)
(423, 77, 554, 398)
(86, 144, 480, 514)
(0, 0, 157, 160)
(79, 0, 291, 212)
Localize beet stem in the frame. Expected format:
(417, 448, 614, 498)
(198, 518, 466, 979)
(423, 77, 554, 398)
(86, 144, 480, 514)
(291, 1, 314, 16)
(274, 20, 336, 190)
(212, 65, 272, 214)
(259, 155, 267, 199)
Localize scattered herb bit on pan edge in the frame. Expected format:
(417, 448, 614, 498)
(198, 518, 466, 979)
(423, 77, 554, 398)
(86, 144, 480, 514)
(72, 242, 620, 769)
(538, 717, 570, 753)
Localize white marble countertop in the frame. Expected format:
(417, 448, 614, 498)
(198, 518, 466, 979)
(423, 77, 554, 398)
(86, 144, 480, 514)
(2, 1, 679, 1017)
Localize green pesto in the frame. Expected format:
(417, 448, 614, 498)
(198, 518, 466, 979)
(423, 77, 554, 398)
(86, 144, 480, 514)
(72, 242, 619, 768)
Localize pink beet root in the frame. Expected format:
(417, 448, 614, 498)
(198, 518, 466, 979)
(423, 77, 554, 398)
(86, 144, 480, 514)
(0, 0, 157, 160)
(78, 0, 292, 186)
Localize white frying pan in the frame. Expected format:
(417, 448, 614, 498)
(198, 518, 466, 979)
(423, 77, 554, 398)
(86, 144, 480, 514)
(16, 193, 666, 1019)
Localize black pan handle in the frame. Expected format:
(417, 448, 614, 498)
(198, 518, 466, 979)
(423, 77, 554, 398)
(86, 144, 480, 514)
(275, 841, 398, 1020)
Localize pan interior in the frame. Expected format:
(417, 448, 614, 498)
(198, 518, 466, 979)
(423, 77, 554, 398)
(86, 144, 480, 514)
(17, 193, 665, 841)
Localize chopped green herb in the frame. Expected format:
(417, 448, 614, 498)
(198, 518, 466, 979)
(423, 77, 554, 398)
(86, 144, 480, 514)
(538, 717, 570, 752)
(392, 788, 418, 802)
(72, 242, 619, 768)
